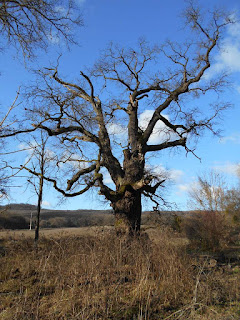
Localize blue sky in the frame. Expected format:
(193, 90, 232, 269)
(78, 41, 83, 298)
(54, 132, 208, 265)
(1, 0, 240, 211)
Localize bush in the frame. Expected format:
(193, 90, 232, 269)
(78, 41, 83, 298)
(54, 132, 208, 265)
(171, 214, 183, 232)
(183, 211, 229, 252)
(224, 188, 240, 224)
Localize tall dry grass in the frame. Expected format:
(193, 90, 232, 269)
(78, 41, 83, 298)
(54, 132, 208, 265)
(0, 228, 239, 319)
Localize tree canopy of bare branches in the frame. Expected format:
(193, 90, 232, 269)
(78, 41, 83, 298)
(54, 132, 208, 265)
(0, 0, 82, 58)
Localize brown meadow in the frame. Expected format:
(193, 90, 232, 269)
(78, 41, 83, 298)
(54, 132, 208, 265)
(0, 226, 239, 319)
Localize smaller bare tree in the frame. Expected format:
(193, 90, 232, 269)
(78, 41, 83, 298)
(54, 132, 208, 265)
(20, 133, 54, 242)
(186, 169, 240, 250)
(188, 170, 227, 212)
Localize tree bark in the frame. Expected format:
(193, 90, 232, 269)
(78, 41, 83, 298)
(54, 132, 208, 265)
(112, 189, 142, 236)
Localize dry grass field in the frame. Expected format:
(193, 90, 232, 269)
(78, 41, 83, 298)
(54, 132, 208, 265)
(0, 226, 239, 319)
(0, 226, 113, 240)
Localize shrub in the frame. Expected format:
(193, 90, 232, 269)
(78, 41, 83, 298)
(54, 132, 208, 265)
(183, 211, 229, 252)
(224, 188, 240, 225)
(171, 213, 183, 232)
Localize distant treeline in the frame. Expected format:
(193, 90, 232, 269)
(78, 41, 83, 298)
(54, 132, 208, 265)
(0, 203, 180, 230)
(0, 214, 29, 229)
(0, 204, 114, 229)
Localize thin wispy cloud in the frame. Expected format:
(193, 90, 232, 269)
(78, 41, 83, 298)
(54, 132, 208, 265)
(169, 169, 184, 182)
(204, 17, 240, 80)
(228, 17, 240, 37)
(47, 32, 60, 45)
(220, 132, 240, 144)
(146, 164, 184, 183)
(55, 6, 68, 14)
(76, 0, 86, 5)
(107, 122, 127, 136)
(176, 180, 199, 196)
(42, 200, 52, 208)
(177, 184, 191, 193)
(213, 162, 240, 176)
(60, 151, 91, 169)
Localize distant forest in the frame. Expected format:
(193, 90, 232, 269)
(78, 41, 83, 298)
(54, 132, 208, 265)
(0, 204, 113, 229)
(0, 203, 181, 230)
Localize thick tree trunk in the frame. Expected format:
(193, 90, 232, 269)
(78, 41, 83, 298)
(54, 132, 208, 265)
(112, 189, 142, 236)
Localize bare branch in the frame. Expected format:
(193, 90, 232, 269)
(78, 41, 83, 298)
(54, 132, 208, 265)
(66, 163, 97, 191)
(146, 137, 186, 152)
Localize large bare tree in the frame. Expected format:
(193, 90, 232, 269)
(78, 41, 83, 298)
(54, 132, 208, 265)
(4, 4, 235, 235)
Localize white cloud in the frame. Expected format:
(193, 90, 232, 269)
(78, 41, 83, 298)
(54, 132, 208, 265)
(220, 133, 240, 144)
(45, 149, 55, 159)
(213, 162, 240, 176)
(146, 164, 184, 183)
(18, 142, 38, 154)
(76, 0, 86, 5)
(18, 142, 29, 151)
(42, 200, 52, 208)
(139, 110, 177, 144)
(176, 180, 199, 195)
(47, 32, 60, 44)
(55, 5, 68, 14)
(169, 169, 184, 182)
(107, 110, 180, 145)
(217, 43, 240, 71)
(102, 171, 113, 185)
(107, 122, 127, 136)
(106, 122, 128, 147)
(60, 152, 90, 169)
(61, 151, 83, 168)
(18, 142, 56, 165)
(148, 164, 168, 179)
(204, 43, 240, 79)
(18, 141, 55, 154)
(227, 16, 240, 37)
(204, 20, 240, 79)
(177, 184, 190, 192)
